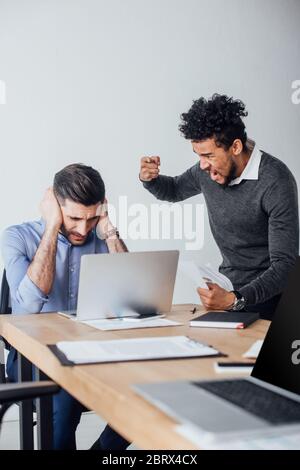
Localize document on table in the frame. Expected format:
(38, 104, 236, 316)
(243, 340, 263, 358)
(179, 261, 233, 290)
(51, 336, 222, 365)
(79, 318, 182, 331)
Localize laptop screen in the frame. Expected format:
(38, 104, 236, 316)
(252, 257, 300, 396)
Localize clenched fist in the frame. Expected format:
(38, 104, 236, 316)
(139, 156, 160, 182)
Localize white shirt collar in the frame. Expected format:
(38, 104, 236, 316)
(229, 143, 262, 186)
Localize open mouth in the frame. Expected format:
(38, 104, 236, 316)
(71, 234, 86, 241)
(210, 169, 220, 180)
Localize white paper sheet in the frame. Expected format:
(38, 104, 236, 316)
(80, 318, 181, 331)
(176, 423, 300, 449)
(243, 339, 263, 358)
(56, 336, 220, 364)
(179, 261, 233, 291)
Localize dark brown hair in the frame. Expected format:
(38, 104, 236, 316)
(54, 164, 105, 206)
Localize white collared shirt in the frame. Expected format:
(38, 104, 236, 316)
(229, 144, 262, 186)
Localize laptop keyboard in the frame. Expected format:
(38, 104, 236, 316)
(193, 379, 300, 424)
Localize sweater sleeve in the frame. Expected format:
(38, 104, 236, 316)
(142, 163, 202, 202)
(239, 172, 299, 305)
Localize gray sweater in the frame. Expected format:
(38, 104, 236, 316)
(143, 152, 299, 305)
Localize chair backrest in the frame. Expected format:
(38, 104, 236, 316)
(0, 270, 11, 315)
(0, 381, 60, 432)
(0, 270, 12, 382)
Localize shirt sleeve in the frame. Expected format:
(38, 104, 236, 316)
(1, 227, 49, 314)
(142, 163, 202, 202)
(239, 173, 299, 305)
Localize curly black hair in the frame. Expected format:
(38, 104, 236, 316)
(179, 94, 248, 150)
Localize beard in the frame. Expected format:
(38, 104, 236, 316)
(222, 160, 238, 187)
(59, 224, 90, 245)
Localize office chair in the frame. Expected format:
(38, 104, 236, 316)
(0, 381, 60, 431)
(0, 270, 11, 383)
(0, 271, 62, 449)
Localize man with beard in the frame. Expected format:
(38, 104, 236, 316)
(139, 94, 299, 319)
(2, 163, 129, 450)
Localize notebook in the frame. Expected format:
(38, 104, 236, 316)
(190, 311, 259, 329)
(48, 335, 225, 365)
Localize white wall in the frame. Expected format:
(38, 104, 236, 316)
(0, 0, 299, 303)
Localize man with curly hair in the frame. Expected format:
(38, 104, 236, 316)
(139, 94, 299, 319)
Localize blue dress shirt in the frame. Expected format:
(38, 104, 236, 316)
(1, 219, 108, 314)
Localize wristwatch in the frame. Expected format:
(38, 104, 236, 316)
(97, 226, 119, 240)
(230, 290, 247, 311)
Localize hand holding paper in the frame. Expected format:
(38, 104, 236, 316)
(179, 261, 233, 290)
(180, 261, 235, 310)
(197, 283, 235, 311)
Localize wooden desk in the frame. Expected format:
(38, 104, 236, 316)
(0, 305, 270, 450)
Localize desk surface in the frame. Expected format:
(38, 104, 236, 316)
(0, 305, 269, 450)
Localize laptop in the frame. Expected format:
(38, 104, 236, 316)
(60, 250, 179, 321)
(133, 257, 300, 444)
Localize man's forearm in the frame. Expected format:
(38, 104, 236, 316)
(106, 235, 128, 253)
(239, 257, 297, 306)
(143, 175, 177, 201)
(142, 166, 201, 202)
(27, 225, 59, 295)
(97, 215, 128, 253)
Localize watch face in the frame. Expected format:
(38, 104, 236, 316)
(234, 298, 246, 311)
